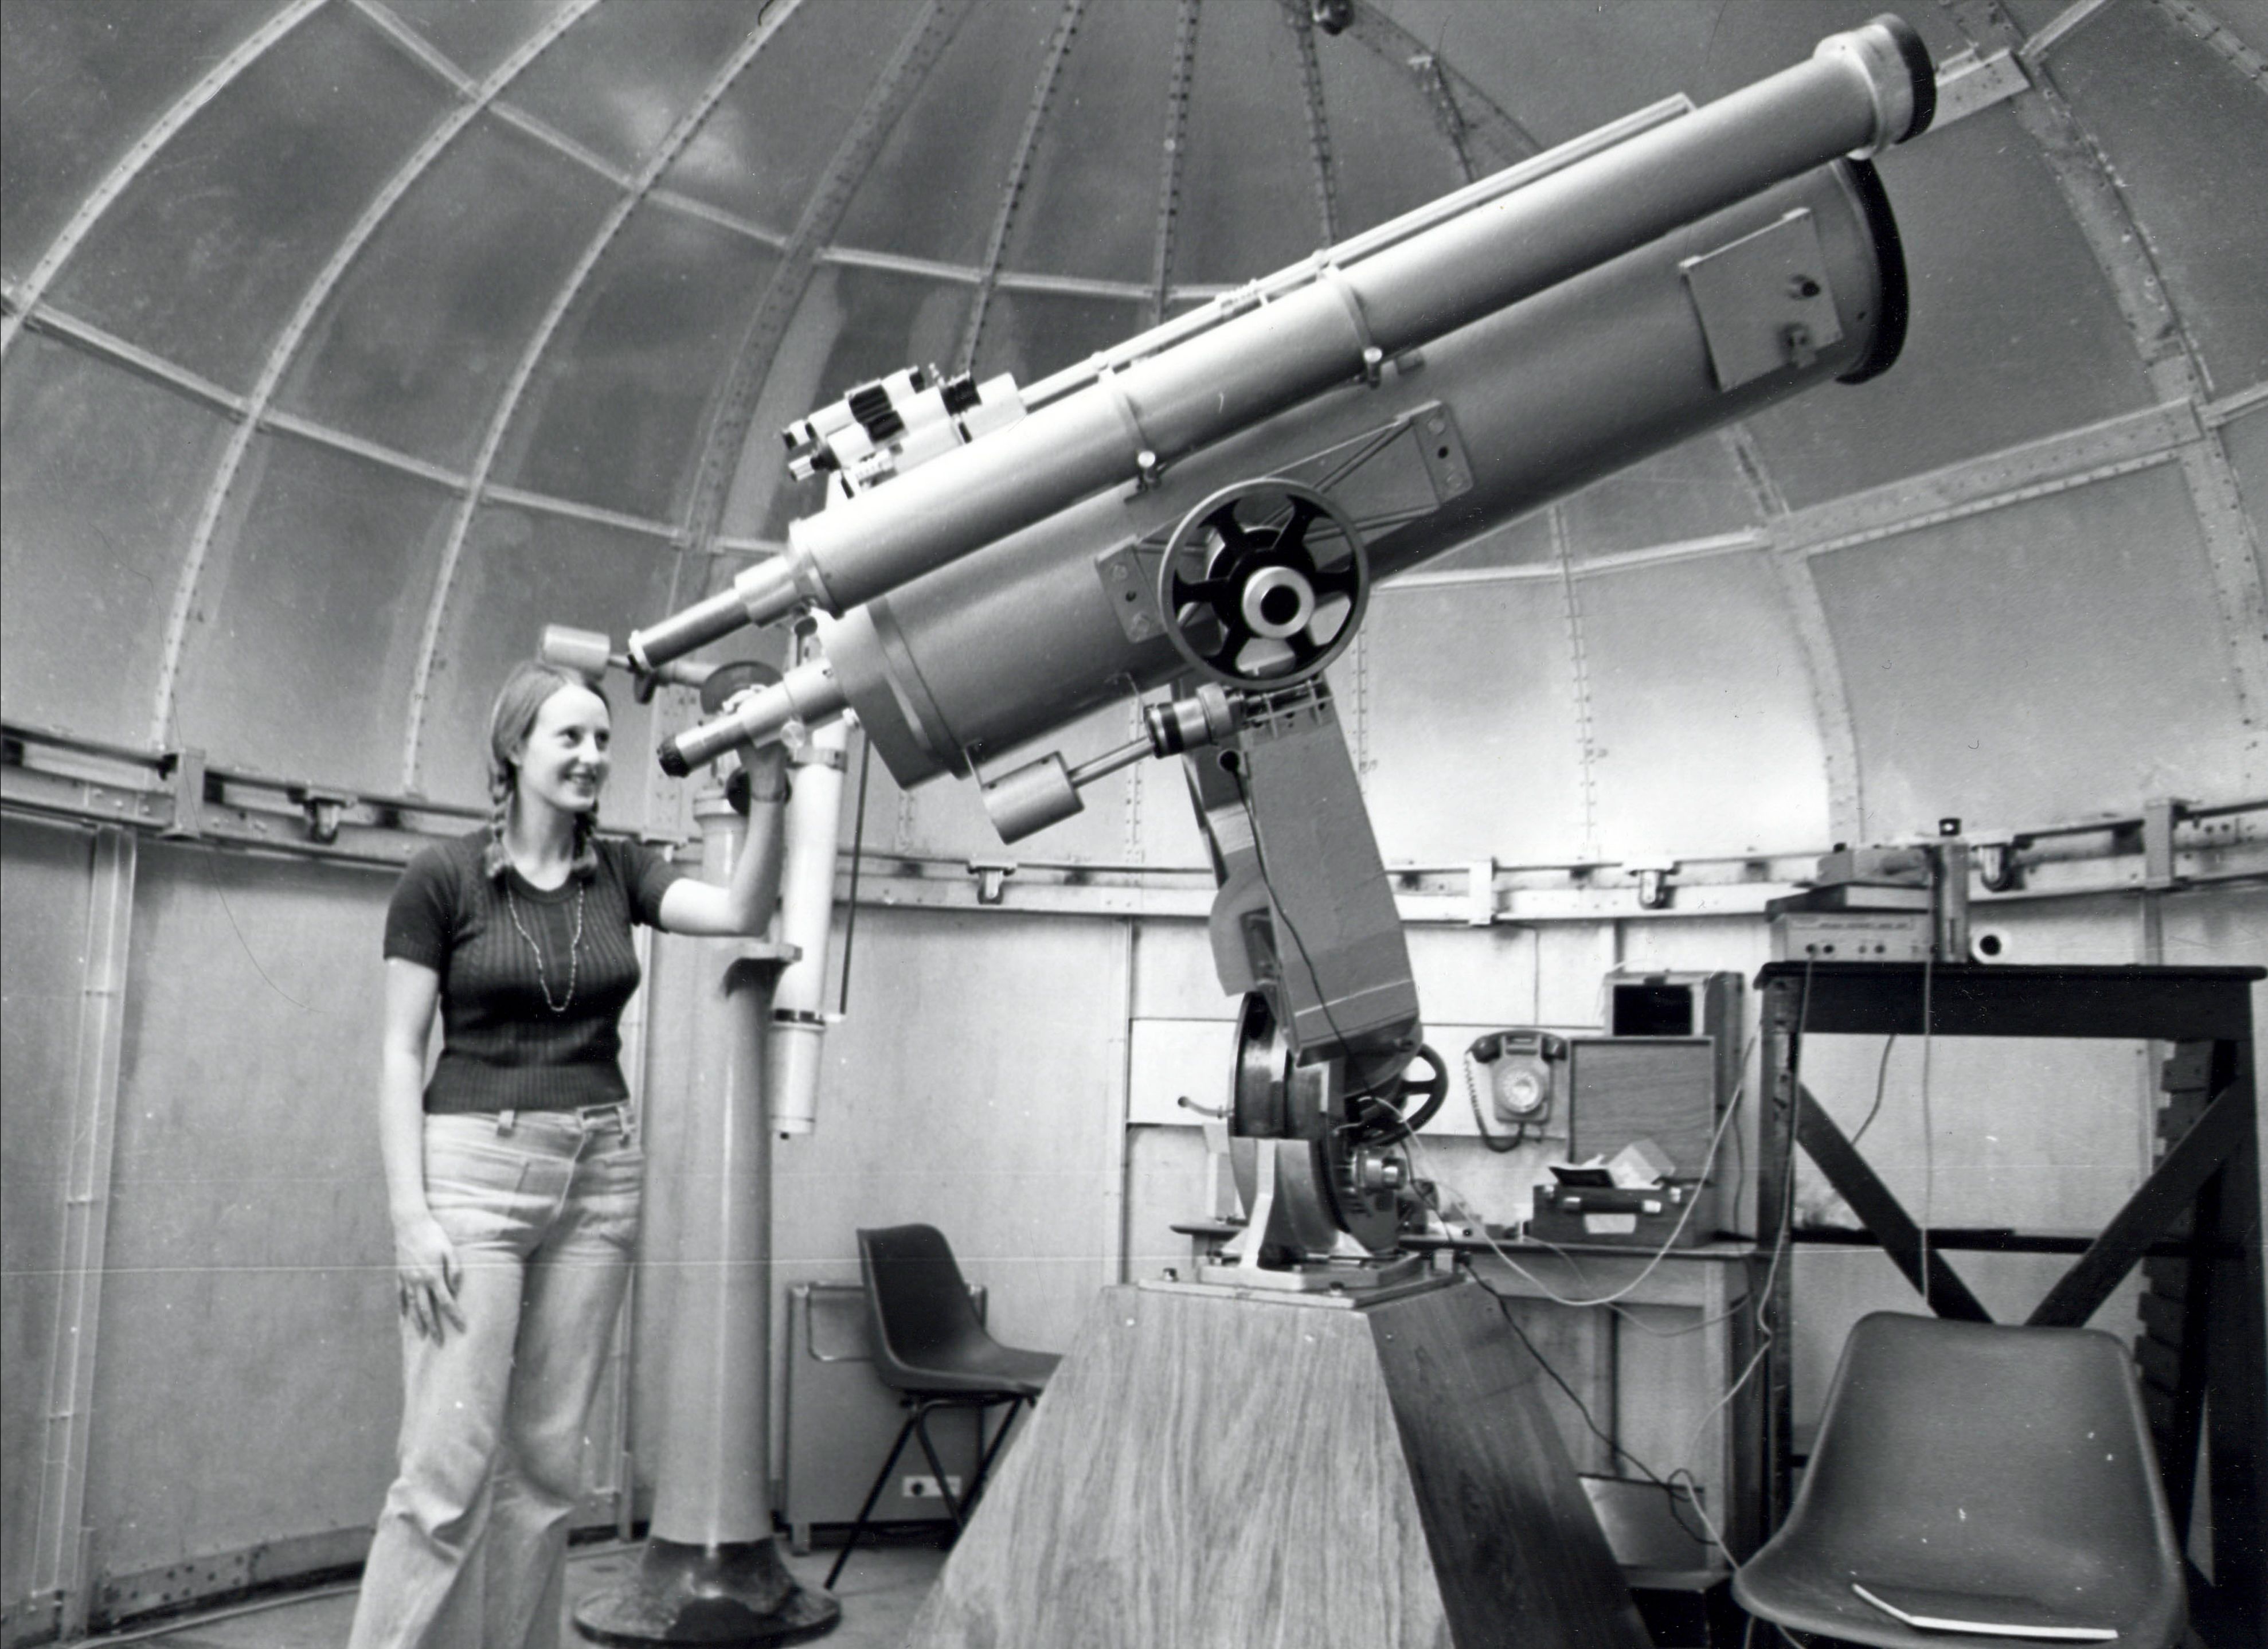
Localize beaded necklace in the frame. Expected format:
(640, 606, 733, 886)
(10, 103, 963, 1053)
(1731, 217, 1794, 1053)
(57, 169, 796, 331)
(504, 880, 586, 1014)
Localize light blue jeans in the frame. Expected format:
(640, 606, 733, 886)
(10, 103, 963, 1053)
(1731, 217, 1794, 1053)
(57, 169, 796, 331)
(349, 1105, 642, 1649)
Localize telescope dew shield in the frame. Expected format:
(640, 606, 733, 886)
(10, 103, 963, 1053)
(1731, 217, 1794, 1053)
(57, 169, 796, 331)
(751, 17, 1932, 628)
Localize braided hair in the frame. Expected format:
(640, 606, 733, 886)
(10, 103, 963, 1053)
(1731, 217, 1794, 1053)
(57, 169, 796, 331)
(482, 659, 608, 883)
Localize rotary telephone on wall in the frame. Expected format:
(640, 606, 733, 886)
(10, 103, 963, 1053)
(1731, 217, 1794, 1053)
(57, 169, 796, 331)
(1464, 1030, 1569, 1151)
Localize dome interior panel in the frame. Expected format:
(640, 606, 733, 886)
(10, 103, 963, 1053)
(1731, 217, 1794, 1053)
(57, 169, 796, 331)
(89, 843, 400, 1584)
(660, 0, 948, 241)
(0, 0, 269, 283)
(777, 261, 973, 425)
(378, 0, 578, 83)
(832, 0, 1065, 269)
(169, 437, 453, 794)
(496, 207, 780, 525)
(969, 287, 1147, 396)
(0, 334, 235, 749)
(1309, 22, 1471, 238)
(1812, 463, 2249, 838)
(42, 3, 453, 393)
(1363, 579, 1587, 865)
(1741, 108, 2157, 511)
(2193, 0, 2268, 60)
(1413, 510, 1557, 576)
(276, 114, 622, 472)
(1175, 0, 1326, 285)
(2221, 404, 2268, 556)
(2039, 1, 2268, 398)
(417, 511, 677, 818)
(499, 0, 771, 175)
(998, 0, 1180, 287)
(1578, 553, 1831, 860)
(1367, 0, 1723, 150)
(1557, 434, 1766, 560)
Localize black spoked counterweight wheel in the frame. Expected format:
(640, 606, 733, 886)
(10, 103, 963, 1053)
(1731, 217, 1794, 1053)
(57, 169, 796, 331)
(1159, 479, 1370, 689)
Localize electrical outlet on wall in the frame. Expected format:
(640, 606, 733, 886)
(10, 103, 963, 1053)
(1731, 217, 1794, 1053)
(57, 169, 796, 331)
(902, 1474, 964, 1501)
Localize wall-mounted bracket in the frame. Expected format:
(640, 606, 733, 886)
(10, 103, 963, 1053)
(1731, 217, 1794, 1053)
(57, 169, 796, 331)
(1626, 858, 1677, 911)
(2142, 798, 2187, 891)
(1973, 835, 2021, 893)
(288, 785, 357, 844)
(160, 747, 206, 840)
(967, 858, 1017, 904)
(1466, 858, 1497, 925)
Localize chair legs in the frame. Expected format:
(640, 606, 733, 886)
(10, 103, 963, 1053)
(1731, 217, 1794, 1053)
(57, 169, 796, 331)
(824, 1393, 1031, 1591)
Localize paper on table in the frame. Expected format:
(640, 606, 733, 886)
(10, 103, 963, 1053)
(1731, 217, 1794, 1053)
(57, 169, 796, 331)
(1851, 1581, 2118, 1642)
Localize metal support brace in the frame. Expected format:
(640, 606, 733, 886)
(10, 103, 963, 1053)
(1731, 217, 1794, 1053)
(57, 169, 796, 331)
(34, 827, 136, 1636)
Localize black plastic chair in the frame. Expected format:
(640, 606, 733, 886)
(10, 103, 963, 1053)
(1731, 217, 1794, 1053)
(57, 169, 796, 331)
(823, 1224, 1059, 1589)
(1735, 1312, 2186, 1649)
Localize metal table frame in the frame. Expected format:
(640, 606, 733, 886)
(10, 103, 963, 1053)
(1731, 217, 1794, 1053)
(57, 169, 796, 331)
(1754, 962, 2263, 1644)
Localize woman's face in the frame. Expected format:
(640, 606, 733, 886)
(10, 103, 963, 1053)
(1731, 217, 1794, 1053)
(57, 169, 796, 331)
(514, 683, 612, 816)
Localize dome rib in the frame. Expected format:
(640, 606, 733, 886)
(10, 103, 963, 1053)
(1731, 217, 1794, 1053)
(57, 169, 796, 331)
(401, 1, 804, 791)
(0, 0, 327, 362)
(148, 0, 600, 752)
(1283, 0, 1342, 245)
(956, 0, 1088, 376)
(1147, 0, 1203, 325)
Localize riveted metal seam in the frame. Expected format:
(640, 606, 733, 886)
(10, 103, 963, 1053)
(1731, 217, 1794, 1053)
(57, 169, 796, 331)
(1149, 0, 1205, 329)
(1283, 0, 1341, 247)
(957, 0, 1087, 374)
(1336, 0, 1539, 167)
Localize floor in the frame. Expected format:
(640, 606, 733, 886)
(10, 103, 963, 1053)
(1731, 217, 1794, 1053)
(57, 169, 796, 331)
(69, 1539, 948, 1649)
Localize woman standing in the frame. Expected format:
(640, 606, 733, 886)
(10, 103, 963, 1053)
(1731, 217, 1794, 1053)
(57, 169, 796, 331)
(349, 660, 785, 1648)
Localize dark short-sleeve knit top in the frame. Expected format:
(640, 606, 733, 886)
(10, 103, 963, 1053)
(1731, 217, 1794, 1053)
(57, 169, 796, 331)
(383, 829, 683, 1114)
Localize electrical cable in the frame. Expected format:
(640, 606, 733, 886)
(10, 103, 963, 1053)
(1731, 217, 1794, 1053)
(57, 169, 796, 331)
(1460, 1044, 1527, 1152)
(834, 727, 873, 1016)
(1851, 1031, 1897, 1146)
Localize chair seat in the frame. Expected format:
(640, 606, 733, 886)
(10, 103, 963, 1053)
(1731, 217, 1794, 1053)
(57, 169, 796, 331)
(1735, 1545, 2184, 1649)
(898, 1343, 1060, 1401)
(1733, 1313, 2185, 1649)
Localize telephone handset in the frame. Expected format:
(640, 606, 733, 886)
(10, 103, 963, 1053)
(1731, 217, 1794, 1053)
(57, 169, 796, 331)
(1463, 1030, 1567, 1150)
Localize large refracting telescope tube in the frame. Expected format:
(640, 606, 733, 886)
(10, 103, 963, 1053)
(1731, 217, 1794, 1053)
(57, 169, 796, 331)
(649, 14, 1934, 778)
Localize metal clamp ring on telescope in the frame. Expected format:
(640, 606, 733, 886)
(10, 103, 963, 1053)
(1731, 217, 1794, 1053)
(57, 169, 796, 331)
(1156, 479, 1371, 689)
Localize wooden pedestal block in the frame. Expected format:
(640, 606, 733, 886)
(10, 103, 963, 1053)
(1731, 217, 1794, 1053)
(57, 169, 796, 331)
(904, 1277, 1648, 1649)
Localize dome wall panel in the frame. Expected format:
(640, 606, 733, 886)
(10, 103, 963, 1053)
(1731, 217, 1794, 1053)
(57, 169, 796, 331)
(1311, 20, 1469, 237)
(45, 4, 451, 392)
(997, 0, 1178, 286)
(2039, 1, 2268, 397)
(1579, 552, 1832, 859)
(1363, 578, 1588, 865)
(1743, 108, 2157, 510)
(664, 0, 963, 240)
(2221, 404, 2268, 583)
(169, 437, 454, 792)
(495, 206, 778, 523)
(834, 0, 1063, 269)
(1175, 0, 1323, 284)
(1557, 435, 1765, 560)
(969, 286, 1146, 393)
(0, 0, 266, 282)
(501, 0, 769, 174)
(416, 511, 678, 820)
(1420, 509, 1557, 576)
(83, 844, 398, 1592)
(1812, 463, 2251, 837)
(275, 114, 620, 471)
(0, 334, 235, 748)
